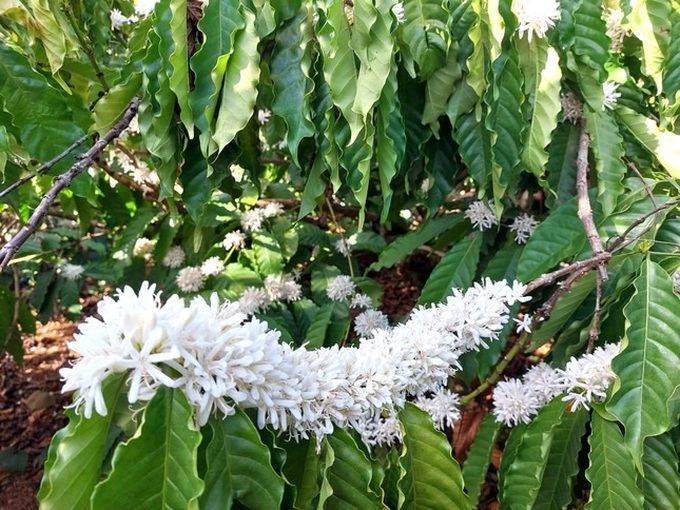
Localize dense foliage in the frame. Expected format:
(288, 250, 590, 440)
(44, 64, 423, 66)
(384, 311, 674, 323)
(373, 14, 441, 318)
(1, 0, 679, 508)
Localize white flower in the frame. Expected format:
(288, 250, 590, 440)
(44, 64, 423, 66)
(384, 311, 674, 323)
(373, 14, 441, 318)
(162, 246, 185, 269)
(60, 263, 85, 281)
(264, 275, 302, 302)
(559, 343, 620, 410)
(110, 9, 129, 29)
(414, 387, 461, 430)
(176, 267, 205, 293)
(510, 213, 539, 244)
(513, 313, 533, 334)
(672, 268, 680, 295)
(238, 287, 270, 315)
(201, 257, 225, 277)
(350, 293, 373, 310)
(465, 201, 498, 231)
(392, 2, 405, 23)
(223, 230, 246, 251)
(263, 202, 284, 218)
(354, 413, 402, 447)
(512, 0, 561, 42)
(326, 275, 356, 301)
(602, 81, 621, 111)
(334, 238, 352, 257)
(560, 92, 583, 123)
(240, 209, 266, 232)
(606, 8, 629, 53)
(134, 0, 158, 17)
(492, 379, 542, 426)
(133, 237, 155, 258)
(257, 109, 272, 125)
(522, 363, 562, 406)
(354, 310, 390, 338)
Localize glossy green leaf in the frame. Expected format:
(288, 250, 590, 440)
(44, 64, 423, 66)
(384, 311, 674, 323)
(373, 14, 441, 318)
(498, 422, 528, 500)
(351, 0, 393, 120)
(376, 54, 405, 222)
(304, 302, 335, 349)
(534, 407, 589, 510)
(27, 0, 71, 77)
(615, 107, 680, 179)
(155, 0, 193, 135)
(38, 374, 127, 510)
(585, 413, 644, 510)
(583, 108, 626, 216)
(368, 214, 464, 272)
(200, 409, 284, 510)
(281, 438, 320, 510)
(401, 0, 450, 79)
(462, 413, 501, 508)
(251, 231, 284, 276)
(319, 428, 383, 509)
(572, 0, 609, 83)
(92, 73, 143, 135)
(520, 38, 562, 181)
(640, 432, 680, 510)
(500, 399, 569, 510)
(418, 233, 482, 305)
(606, 258, 680, 468)
(662, 4, 680, 102)
(398, 403, 471, 510)
(270, 6, 315, 165)
(454, 109, 493, 187)
(422, 43, 462, 127)
(627, 0, 670, 91)
(189, 0, 245, 156)
(91, 386, 203, 510)
(212, 8, 260, 152)
(545, 122, 579, 209)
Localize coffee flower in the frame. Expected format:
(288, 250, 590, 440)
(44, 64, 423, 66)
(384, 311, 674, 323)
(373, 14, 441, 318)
(512, 0, 561, 42)
(465, 201, 498, 231)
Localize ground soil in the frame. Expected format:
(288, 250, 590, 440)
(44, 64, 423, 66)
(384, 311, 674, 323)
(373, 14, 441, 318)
(0, 253, 510, 509)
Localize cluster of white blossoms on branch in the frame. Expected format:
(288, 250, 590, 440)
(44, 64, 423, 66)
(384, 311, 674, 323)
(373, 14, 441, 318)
(512, 0, 561, 42)
(492, 342, 621, 426)
(326, 275, 390, 339)
(61, 279, 529, 446)
(465, 200, 498, 231)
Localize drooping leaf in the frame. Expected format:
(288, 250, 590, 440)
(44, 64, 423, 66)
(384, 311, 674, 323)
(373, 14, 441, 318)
(401, 0, 450, 79)
(572, 0, 610, 83)
(640, 432, 680, 510)
(281, 438, 320, 510)
(606, 258, 680, 468)
(627, 0, 671, 91)
(368, 214, 464, 272)
(38, 374, 127, 510)
(92, 73, 143, 135)
(454, 109, 493, 187)
(91, 386, 203, 510)
(304, 302, 335, 349)
(27, 0, 73, 77)
(418, 233, 482, 305)
(270, 6, 315, 165)
(212, 7, 261, 152)
(498, 422, 529, 500)
(545, 122, 579, 209)
(318, 428, 383, 509)
(422, 42, 462, 128)
(462, 413, 501, 508)
(398, 403, 471, 510)
(251, 231, 284, 276)
(662, 4, 680, 102)
(200, 410, 284, 510)
(585, 413, 644, 510)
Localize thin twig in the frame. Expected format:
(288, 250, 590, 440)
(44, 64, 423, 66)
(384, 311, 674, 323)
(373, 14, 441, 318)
(0, 97, 140, 271)
(626, 161, 657, 207)
(65, 6, 109, 92)
(608, 199, 680, 252)
(587, 272, 603, 354)
(577, 119, 608, 281)
(0, 134, 89, 200)
(525, 252, 611, 294)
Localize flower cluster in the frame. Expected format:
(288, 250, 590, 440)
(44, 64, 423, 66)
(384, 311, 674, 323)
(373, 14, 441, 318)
(59, 263, 85, 281)
(326, 276, 390, 338)
(110, 9, 138, 30)
(133, 237, 155, 258)
(223, 230, 246, 251)
(672, 268, 680, 295)
(162, 246, 185, 269)
(605, 8, 629, 53)
(560, 92, 583, 123)
(510, 214, 539, 244)
(512, 0, 561, 42)
(240, 202, 283, 232)
(264, 275, 302, 302)
(465, 201, 498, 231)
(61, 279, 528, 446)
(176, 267, 204, 293)
(602, 81, 621, 111)
(492, 343, 621, 426)
(334, 238, 353, 257)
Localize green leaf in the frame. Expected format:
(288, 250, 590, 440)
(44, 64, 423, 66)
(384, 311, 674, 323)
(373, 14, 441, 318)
(270, 6, 315, 165)
(251, 231, 284, 276)
(627, 0, 671, 91)
(398, 403, 471, 510)
(454, 109, 493, 187)
(281, 438, 320, 510)
(304, 302, 335, 349)
(91, 386, 203, 510)
(341, 120, 375, 228)
(545, 122, 579, 209)
(640, 432, 680, 510)
(189, 0, 245, 156)
(27, 0, 71, 77)
(155, 0, 193, 135)
(572, 0, 610, 83)
(401, 0, 450, 79)
(606, 258, 680, 468)
(212, 7, 260, 152)
(500, 399, 570, 510)
(498, 422, 528, 500)
(350, 0, 393, 120)
(462, 413, 501, 508)
(418, 233, 482, 305)
(516, 192, 589, 282)
(534, 407, 589, 510)
(520, 39, 562, 182)
(38, 374, 127, 510)
(615, 107, 680, 179)
(319, 428, 383, 509)
(662, 5, 680, 102)
(200, 410, 284, 510)
(585, 413, 644, 510)
(582, 109, 627, 216)
(422, 43, 462, 128)
(368, 214, 463, 272)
